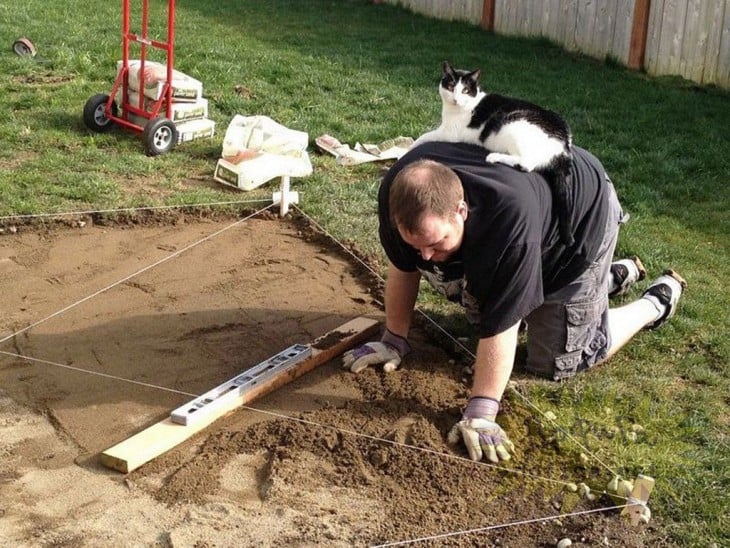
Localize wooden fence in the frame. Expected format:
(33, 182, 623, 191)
(379, 0, 730, 88)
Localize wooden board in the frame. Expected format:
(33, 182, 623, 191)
(621, 474, 655, 525)
(100, 316, 380, 473)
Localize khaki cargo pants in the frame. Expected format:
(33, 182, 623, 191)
(524, 181, 626, 381)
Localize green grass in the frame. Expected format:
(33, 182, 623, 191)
(1, 0, 728, 545)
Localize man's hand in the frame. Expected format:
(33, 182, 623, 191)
(447, 396, 515, 463)
(342, 329, 411, 373)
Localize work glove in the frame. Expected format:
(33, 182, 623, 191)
(342, 329, 411, 373)
(447, 396, 515, 463)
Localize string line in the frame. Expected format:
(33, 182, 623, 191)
(0, 199, 269, 221)
(370, 504, 629, 547)
(0, 203, 275, 345)
(0, 350, 198, 398)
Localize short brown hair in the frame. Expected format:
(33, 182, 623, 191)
(389, 159, 463, 234)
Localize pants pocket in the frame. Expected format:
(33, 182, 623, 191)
(553, 350, 584, 380)
(565, 298, 605, 353)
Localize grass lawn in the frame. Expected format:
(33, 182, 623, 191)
(1, 0, 728, 545)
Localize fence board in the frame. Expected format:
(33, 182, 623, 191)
(543, 0, 562, 40)
(493, 0, 505, 30)
(514, 1, 527, 34)
(717, 1, 730, 86)
(498, 0, 516, 35)
(528, 1, 540, 35)
(681, 0, 706, 81)
(611, 0, 635, 64)
(520, 0, 533, 35)
(701, 2, 722, 83)
(664, 0, 688, 74)
(563, 0, 580, 51)
(645, 0, 665, 74)
(575, 0, 598, 55)
(528, 0, 543, 36)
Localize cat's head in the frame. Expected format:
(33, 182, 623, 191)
(439, 61, 482, 107)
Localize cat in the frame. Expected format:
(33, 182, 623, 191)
(413, 61, 575, 247)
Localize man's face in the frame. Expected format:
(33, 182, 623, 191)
(398, 202, 467, 263)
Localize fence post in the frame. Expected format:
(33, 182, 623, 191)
(628, 0, 651, 69)
(481, 0, 496, 31)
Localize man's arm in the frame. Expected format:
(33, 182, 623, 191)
(342, 261, 420, 373)
(447, 321, 520, 462)
(471, 321, 521, 400)
(384, 261, 421, 338)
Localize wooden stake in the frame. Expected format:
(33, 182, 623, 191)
(621, 474, 655, 525)
(100, 316, 380, 473)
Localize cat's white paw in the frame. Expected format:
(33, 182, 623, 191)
(486, 152, 523, 169)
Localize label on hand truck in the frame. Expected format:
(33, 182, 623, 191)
(170, 343, 312, 426)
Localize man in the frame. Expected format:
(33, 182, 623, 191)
(342, 141, 686, 464)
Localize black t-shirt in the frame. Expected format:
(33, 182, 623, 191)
(378, 141, 609, 338)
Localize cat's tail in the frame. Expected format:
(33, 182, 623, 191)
(545, 153, 575, 247)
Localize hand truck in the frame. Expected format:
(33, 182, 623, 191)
(83, 0, 180, 156)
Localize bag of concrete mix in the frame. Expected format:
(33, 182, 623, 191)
(214, 115, 312, 191)
(119, 60, 202, 102)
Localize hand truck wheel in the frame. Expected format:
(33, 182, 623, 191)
(143, 117, 178, 156)
(83, 94, 118, 132)
(13, 37, 37, 57)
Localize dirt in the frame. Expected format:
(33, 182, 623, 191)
(0, 213, 670, 547)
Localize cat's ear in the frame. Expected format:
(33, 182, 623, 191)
(442, 61, 454, 76)
(469, 68, 482, 82)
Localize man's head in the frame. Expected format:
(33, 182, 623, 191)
(389, 159, 468, 262)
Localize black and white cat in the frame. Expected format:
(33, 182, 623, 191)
(413, 61, 575, 246)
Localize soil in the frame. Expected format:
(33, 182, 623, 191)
(0, 213, 669, 547)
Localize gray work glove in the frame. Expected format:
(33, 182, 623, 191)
(342, 329, 411, 373)
(447, 396, 515, 463)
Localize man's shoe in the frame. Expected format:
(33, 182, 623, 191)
(609, 256, 647, 297)
(641, 269, 687, 329)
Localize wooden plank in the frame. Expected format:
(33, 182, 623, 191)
(542, 0, 558, 39)
(666, 0, 689, 74)
(645, 0, 665, 74)
(481, 0, 496, 31)
(716, 0, 730, 87)
(529, 0, 545, 36)
(611, 0, 635, 65)
(100, 316, 380, 473)
(574, 0, 598, 56)
(562, 0, 580, 52)
(593, 0, 614, 59)
(518, 0, 528, 34)
(467, 0, 483, 25)
(494, 0, 512, 34)
(680, 0, 707, 82)
(493, 0, 503, 30)
(502, 0, 513, 34)
(515, 0, 527, 35)
(628, 0, 652, 69)
(506, 0, 518, 34)
(701, 0, 726, 83)
(653, 0, 684, 74)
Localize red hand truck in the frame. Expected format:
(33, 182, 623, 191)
(83, 0, 180, 156)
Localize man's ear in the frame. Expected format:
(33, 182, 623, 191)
(457, 200, 468, 221)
